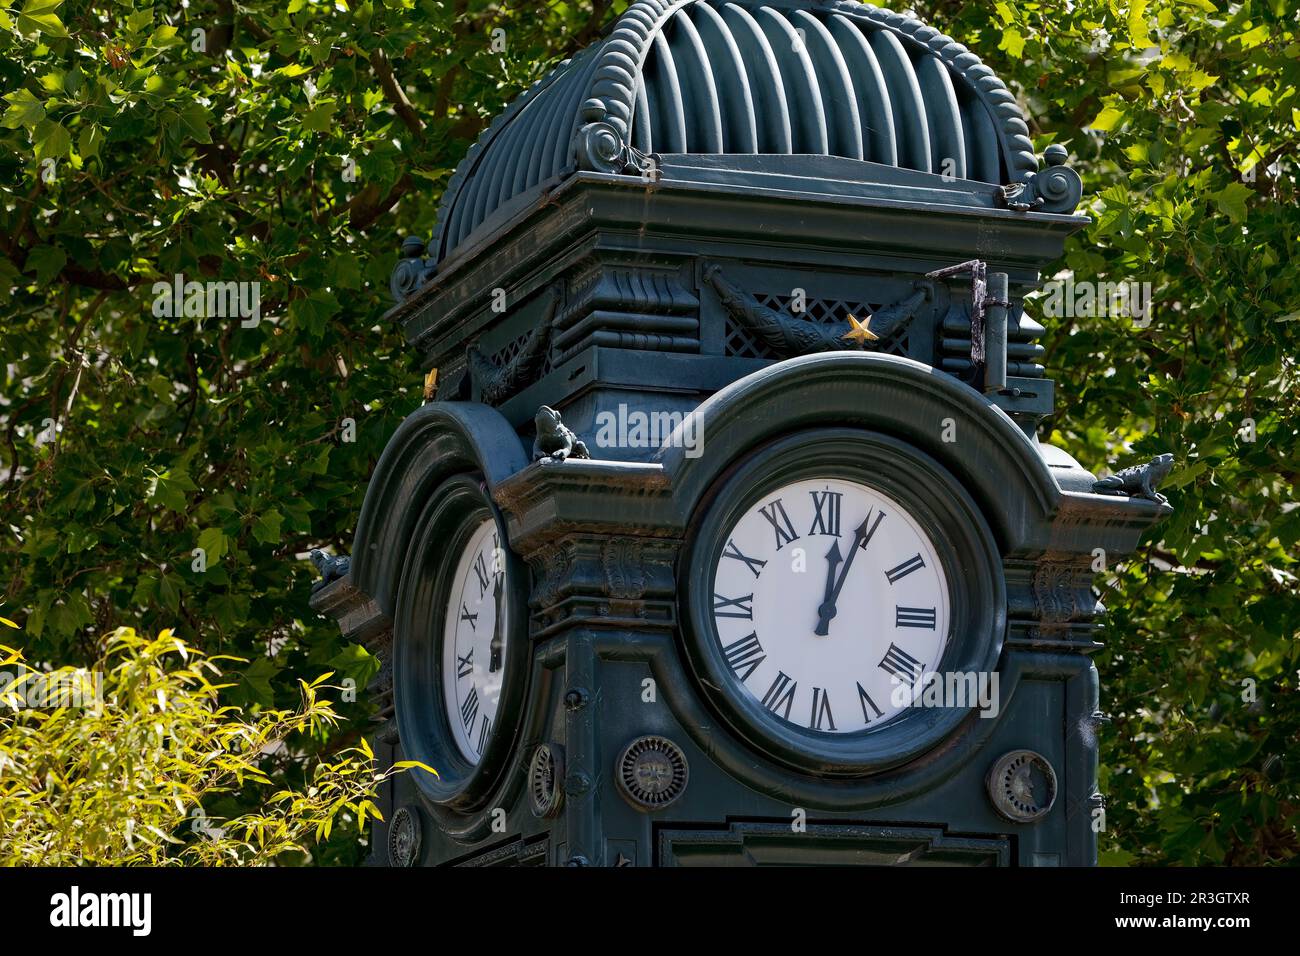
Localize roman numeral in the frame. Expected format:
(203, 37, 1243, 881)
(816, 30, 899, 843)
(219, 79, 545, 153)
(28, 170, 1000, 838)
(722, 539, 767, 578)
(857, 682, 884, 723)
(459, 603, 478, 629)
(473, 552, 490, 597)
(858, 509, 886, 550)
(885, 554, 926, 583)
(809, 687, 836, 731)
(713, 592, 754, 620)
(760, 671, 797, 720)
(722, 632, 766, 683)
(879, 643, 924, 684)
(895, 605, 937, 629)
(460, 687, 479, 730)
(808, 490, 842, 537)
(456, 648, 474, 679)
(477, 715, 492, 754)
(758, 499, 800, 550)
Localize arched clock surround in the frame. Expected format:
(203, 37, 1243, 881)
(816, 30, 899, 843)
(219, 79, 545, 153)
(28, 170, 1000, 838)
(391, 472, 531, 810)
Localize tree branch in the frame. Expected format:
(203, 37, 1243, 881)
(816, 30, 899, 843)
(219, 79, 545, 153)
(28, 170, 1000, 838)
(369, 49, 425, 138)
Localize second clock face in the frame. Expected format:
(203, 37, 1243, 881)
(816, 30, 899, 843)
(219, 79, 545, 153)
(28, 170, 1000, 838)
(441, 517, 507, 764)
(709, 476, 952, 734)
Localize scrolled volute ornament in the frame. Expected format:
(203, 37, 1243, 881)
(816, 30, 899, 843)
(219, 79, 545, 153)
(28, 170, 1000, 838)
(575, 101, 658, 178)
(390, 235, 436, 303)
(1026, 145, 1083, 214)
(576, 120, 629, 175)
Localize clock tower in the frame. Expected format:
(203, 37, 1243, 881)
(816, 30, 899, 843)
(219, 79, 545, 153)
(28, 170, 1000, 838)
(313, 0, 1169, 866)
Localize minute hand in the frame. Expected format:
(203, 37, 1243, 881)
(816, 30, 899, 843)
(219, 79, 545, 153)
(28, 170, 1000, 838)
(814, 511, 884, 636)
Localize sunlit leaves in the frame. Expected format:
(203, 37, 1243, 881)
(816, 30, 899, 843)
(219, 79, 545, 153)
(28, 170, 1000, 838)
(1, 87, 45, 128)
(0, 628, 412, 865)
(15, 0, 68, 39)
(925, 0, 1300, 865)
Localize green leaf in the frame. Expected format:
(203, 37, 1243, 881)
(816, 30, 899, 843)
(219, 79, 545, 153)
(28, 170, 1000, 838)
(24, 245, 66, 284)
(238, 657, 280, 707)
(999, 27, 1025, 59)
(327, 643, 379, 686)
(78, 123, 103, 159)
(32, 118, 71, 160)
(1127, 0, 1150, 46)
(1211, 182, 1252, 223)
(17, 0, 68, 37)
(149, 25, 182, 49)
(2, 88, 45, 129)
(301, 100, 338, 133)
(147, 470, 197, 513)
(328, 252, 362, 289)
(1233, 24, 1269, 50)
(251, 510, 283, 545)
(157, 573, 181, 614)
(393, 760, 439, 777)
(125, 9, 153, 33)
(288, 290, 340, 338)
(1087, 105, 1126, 132)
(179, 102, 213, 144)
(197, 527, 228, 563)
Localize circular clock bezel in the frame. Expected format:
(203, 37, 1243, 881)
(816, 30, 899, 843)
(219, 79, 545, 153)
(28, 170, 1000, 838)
(392, 473, 529, 809)
(679, 428, 1004, 776)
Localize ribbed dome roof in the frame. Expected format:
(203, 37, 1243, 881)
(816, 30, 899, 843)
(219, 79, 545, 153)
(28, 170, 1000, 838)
(431, 0, 1038, 265)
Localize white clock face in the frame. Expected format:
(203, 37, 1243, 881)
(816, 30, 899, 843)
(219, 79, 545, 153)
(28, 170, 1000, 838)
(441, 517, 507, 763)
(709, 477, 951, 733)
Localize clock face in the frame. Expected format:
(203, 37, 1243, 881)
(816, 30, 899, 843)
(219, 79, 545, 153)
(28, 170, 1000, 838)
(709, 476, 952, 734)
(441, 517, 507, 764)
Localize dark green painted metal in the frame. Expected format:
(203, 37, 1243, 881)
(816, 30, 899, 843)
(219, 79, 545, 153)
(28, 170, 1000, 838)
(389, 474, 531, 810)
(315, 0, 1166, 868)
(426, 0, 1058, 266)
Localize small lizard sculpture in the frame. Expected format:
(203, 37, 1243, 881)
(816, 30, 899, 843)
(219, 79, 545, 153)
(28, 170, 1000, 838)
(532, 405, 590, 462)
(310, 549, 351, 592)
(1092, 453, 1174, 504)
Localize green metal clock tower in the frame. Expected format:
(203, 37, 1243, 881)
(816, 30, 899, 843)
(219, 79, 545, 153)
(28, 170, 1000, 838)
(313, 0, 1169, 867)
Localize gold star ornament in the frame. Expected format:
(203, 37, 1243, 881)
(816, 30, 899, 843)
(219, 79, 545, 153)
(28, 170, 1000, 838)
(842, 312, 879, 346)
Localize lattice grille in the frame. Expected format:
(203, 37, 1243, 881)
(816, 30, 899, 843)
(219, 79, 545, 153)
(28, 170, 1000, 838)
(488, 328, 554, 376)
(723, 294, 911, 359)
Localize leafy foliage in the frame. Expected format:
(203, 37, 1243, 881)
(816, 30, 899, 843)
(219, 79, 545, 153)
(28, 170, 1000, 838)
(917, 0, 1300, 864)
(0, 627, 427, 865)
(1, 0, 1296, 864)
(0, 0, 619, 859)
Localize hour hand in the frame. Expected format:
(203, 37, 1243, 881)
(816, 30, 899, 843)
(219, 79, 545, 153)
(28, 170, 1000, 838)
(814, 515, 873, 636)
(815, 540, 842, 637)
(488, 575, 503, 673)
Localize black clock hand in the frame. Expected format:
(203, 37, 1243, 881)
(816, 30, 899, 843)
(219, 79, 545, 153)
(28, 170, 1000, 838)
(815, 540, 843, 637)
(815, 518, 866, 635)
(488, 574, 503, 673)
(815, 510, 885, 636)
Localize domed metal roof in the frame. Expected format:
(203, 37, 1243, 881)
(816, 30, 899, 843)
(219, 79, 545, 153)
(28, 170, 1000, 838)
(430, 0, 1041, 265)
